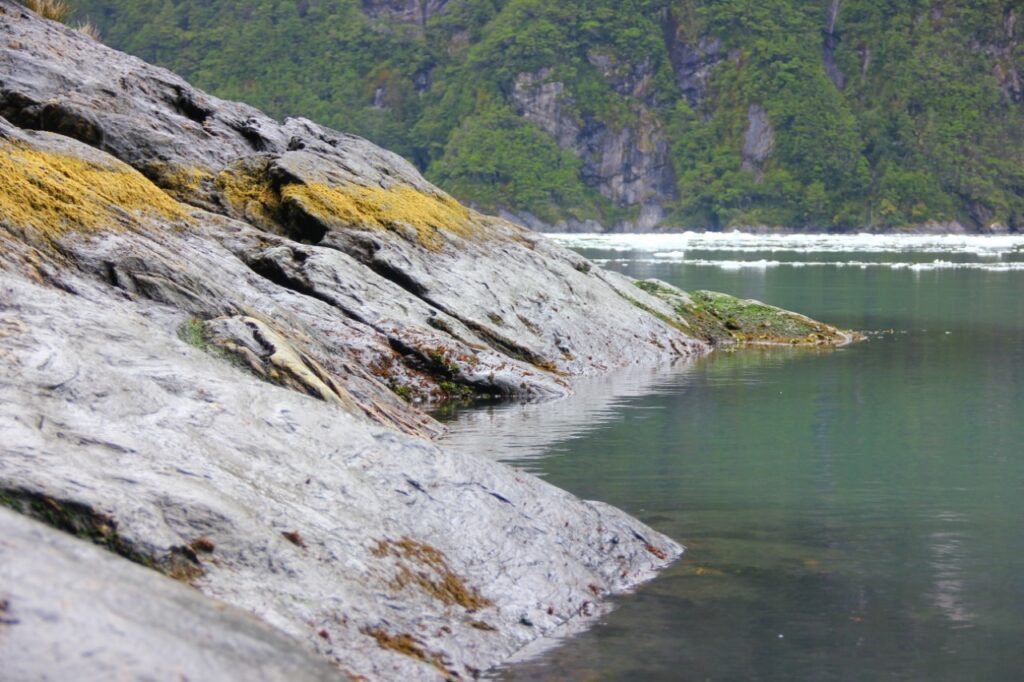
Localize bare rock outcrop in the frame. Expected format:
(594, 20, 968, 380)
(0, 508, 348, 682)
(0, 3, 694, 679)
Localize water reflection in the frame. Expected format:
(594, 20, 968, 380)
(438, 348, 833, 469)
(436, 361, 698, 465)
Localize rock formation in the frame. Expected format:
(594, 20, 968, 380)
(0, 2, 694, 679)
(0, 2, 854, 679)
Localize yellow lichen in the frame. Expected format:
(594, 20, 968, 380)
(215, 158, 283, 229)
(151, 163, 214, 200)
(282, 182, 475, 250)
(0, 142, 186, 241)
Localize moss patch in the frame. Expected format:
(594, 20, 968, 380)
(632, 280, 855, 346)
(0, 142, 185, 242)
(372, 537, 492, 611)
(688, 290, 851, 345)
(281, 182, 475, 250)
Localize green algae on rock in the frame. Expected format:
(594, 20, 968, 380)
(634, 278, 859, 346)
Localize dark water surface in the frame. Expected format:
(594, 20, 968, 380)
(442, 237, 1024, 682)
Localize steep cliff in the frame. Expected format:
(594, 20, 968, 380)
(70, 0, 1024, 232)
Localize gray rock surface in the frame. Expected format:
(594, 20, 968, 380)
(360, 0, 449, 28)
(741, 104, 775, 178)
(664, 15, 724, 110)
(511, 67, 676, 232)
(0, 508, 348, 682)
(0, 253, 681, 680)
(0, 0, 706, 411)
(822, 0, 847, 90)
(0, 4, 694, 680)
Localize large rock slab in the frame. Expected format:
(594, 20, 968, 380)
(0, 508, 348, 682)
(0, 0, 706, 405)
(0, 264, 680, 680)
(0, 5, 701, 679)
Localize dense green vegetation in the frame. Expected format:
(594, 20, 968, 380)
(72, 0, 1024, 231)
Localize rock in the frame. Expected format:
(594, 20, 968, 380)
(0, 259, 682, 680)
(633, 279, 861, 347)
(0, 0, 707, 410)
(512, 68, 676, 231)
(822, 0, 847, 90)
(360, 0, 449, 29)
(663, 13, 724, 109)
(0, 4, 694, 679)
(0, 508, 349, 682)
(741, 104, 775, 179)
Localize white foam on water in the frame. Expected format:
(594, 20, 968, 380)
(549, 231, 1024, 257)
(589, 257, 1024, 272)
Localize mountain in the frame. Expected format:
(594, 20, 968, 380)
(69, 0, 1024, 233)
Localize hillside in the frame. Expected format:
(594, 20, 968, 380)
(69, 0, 1024, 233)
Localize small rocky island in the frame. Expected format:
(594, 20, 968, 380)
(0, 3, 856, 679)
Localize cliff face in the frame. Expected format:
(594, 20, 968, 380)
(511, 66, 676, 230)
(70, 0, 1024, 233)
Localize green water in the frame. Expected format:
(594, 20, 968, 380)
(447, 242, 1024, 681)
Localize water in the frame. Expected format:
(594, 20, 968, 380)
(440, 233, 1024, 682)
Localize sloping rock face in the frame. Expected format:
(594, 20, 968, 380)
(0, 3, 692, 680)
(0, 508, 346, 682)
(361, 0, 449, 28)
(0, 0, 705, 413)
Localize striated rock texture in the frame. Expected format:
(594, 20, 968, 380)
(0, 508, 346, 682)
(0, 3, 695, 680)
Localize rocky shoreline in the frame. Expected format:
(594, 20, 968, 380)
(0, 3, 855, 679)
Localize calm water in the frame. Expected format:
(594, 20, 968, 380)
(442, 234, 1024, 682)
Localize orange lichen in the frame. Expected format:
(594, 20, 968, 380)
(0, 142, 186, 241)
(372, 537, 492, 611)
(362, 628, 451, 675)
(644, 542, 668, 560)
(281, 182, 475, 250)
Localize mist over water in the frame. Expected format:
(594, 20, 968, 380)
(442, 233, 1024, 682)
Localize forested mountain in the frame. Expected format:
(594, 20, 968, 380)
(71, 0, 1024, 232)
